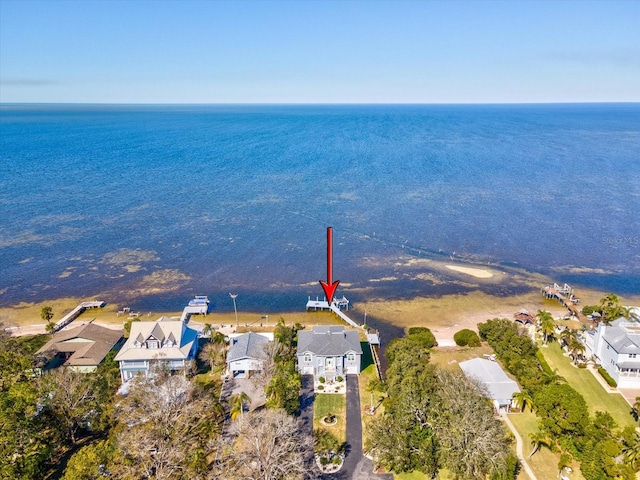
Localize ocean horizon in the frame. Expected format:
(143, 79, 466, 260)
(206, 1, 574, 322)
(1, 103, 639, 313)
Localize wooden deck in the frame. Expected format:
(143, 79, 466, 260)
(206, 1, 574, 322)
(542, 283, 581, 316)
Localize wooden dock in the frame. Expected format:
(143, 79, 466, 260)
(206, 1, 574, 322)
(54, 301, 106, 332)
(542, 283, 581, 316)
(305, 295, 361, 329)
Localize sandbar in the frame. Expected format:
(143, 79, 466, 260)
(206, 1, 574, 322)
(445, 265, 494, 279)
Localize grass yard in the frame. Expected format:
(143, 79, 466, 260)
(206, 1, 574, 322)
(314, 393, 347, 444)
(428, 344, 495, 371)
(508, 410, 585, 480)
(541, 342, 634, 428)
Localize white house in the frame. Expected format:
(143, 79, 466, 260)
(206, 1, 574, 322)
(584, 317, 640, 388)
(226, 332, 271, 378)
(459, 358, 521, 412)
(296, 325, 362, 379)
(114, 317, 199, 382)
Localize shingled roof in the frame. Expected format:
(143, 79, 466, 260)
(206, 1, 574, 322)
(227, 332, 269, 362)
(297, 326, 362, 356)
(36, 322, 123, 367)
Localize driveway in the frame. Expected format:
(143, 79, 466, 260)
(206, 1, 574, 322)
(319, 375, 392, 480)
(299, 375, 316, 478)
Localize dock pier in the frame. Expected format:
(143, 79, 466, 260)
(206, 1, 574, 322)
(305, 295, 361, 329)
(54, 301, 106, 332)
(542, 283, 581, 317)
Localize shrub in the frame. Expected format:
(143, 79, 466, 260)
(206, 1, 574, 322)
(319, 376, 325, 383)
(597, 367, 617, 387)
(581, 305, 598, 316)
(336, 376, 343, 382)
(453, 329, 481, 347)
(407, 327, 438, 348)
(317, 385, 324, 390)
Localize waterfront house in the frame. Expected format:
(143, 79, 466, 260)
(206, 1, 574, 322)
(459, 358, 521, 412)
(584, 317, 640, 388)
(114, 317, 198, 382)
(296, 325, 362, 379)
(226, 332, 271, 378)
(35, 322, 124, 372)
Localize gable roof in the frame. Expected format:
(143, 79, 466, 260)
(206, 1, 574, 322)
(36, 322, 123, 367)
(227, 332, 269, 363)
(114, 318, 198, 362)
(297, 326, 363, 357)
(459, 358, 520, 402)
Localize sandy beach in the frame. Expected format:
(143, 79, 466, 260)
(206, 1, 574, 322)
(4, 271, 639, 346)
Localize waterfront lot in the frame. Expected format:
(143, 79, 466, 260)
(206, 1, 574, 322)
(541, 342, 634, 428)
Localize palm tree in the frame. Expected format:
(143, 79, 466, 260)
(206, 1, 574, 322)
(202, 323, 213, 338)
(543, 367, 566, 385)
(557, 452, 573, 476)
(40, 306, 54, 323)
(631, 397, 640, 422)
(529, 429, 551, 458)
(536, 310, 555, 345)
(568, 337, 586, 364)
(599, 293, 624, 325)
(512, 391, 534, 413)
(198, 343, 219, 372)
(622, 306, 640, 322)
(623, 431, 640, 471)
(45, 321, 56, 335)
(229, 391, 252, 421)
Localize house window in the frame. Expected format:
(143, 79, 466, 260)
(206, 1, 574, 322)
(147, 340, 159, 349)
(347, 353, 355, 362)
(304, 354, 312, 363)
(630, 354, 637, 359)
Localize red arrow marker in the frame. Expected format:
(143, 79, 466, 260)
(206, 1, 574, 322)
(319, 226, 340, 304)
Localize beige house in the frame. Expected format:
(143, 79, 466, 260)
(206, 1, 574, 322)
(36, 322, 124, 373)
(114, 317, 199, 382)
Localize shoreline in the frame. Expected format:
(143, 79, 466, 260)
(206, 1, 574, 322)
(4, 285, 640, 345)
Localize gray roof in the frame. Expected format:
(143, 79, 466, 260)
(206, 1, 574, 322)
(602, 318, 640, 354)
(459, 358, 520, 402)
(297, 326, 363, 357)
(227, 332, 269, 363)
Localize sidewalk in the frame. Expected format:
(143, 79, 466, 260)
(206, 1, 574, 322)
(500, 414, 537, 480)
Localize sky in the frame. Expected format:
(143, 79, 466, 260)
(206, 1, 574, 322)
(1, 0, 639, 104)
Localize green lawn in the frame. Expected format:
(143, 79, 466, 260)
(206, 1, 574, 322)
(540, 342, 634, 428)
(314, 393, 346, 443)
(508, 411, 585, 480)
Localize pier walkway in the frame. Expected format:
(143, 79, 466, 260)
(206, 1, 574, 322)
(54, 301, 106, 332)
(542, 283, 581, 317)
(306, 295, 361, 329)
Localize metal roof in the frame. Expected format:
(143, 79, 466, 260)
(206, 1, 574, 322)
(459, 358, 520, 403)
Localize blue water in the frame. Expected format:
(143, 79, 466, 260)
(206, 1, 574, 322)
(1, 104, 639, 311)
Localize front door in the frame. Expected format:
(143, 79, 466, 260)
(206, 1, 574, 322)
(325, 357, 334, 369)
